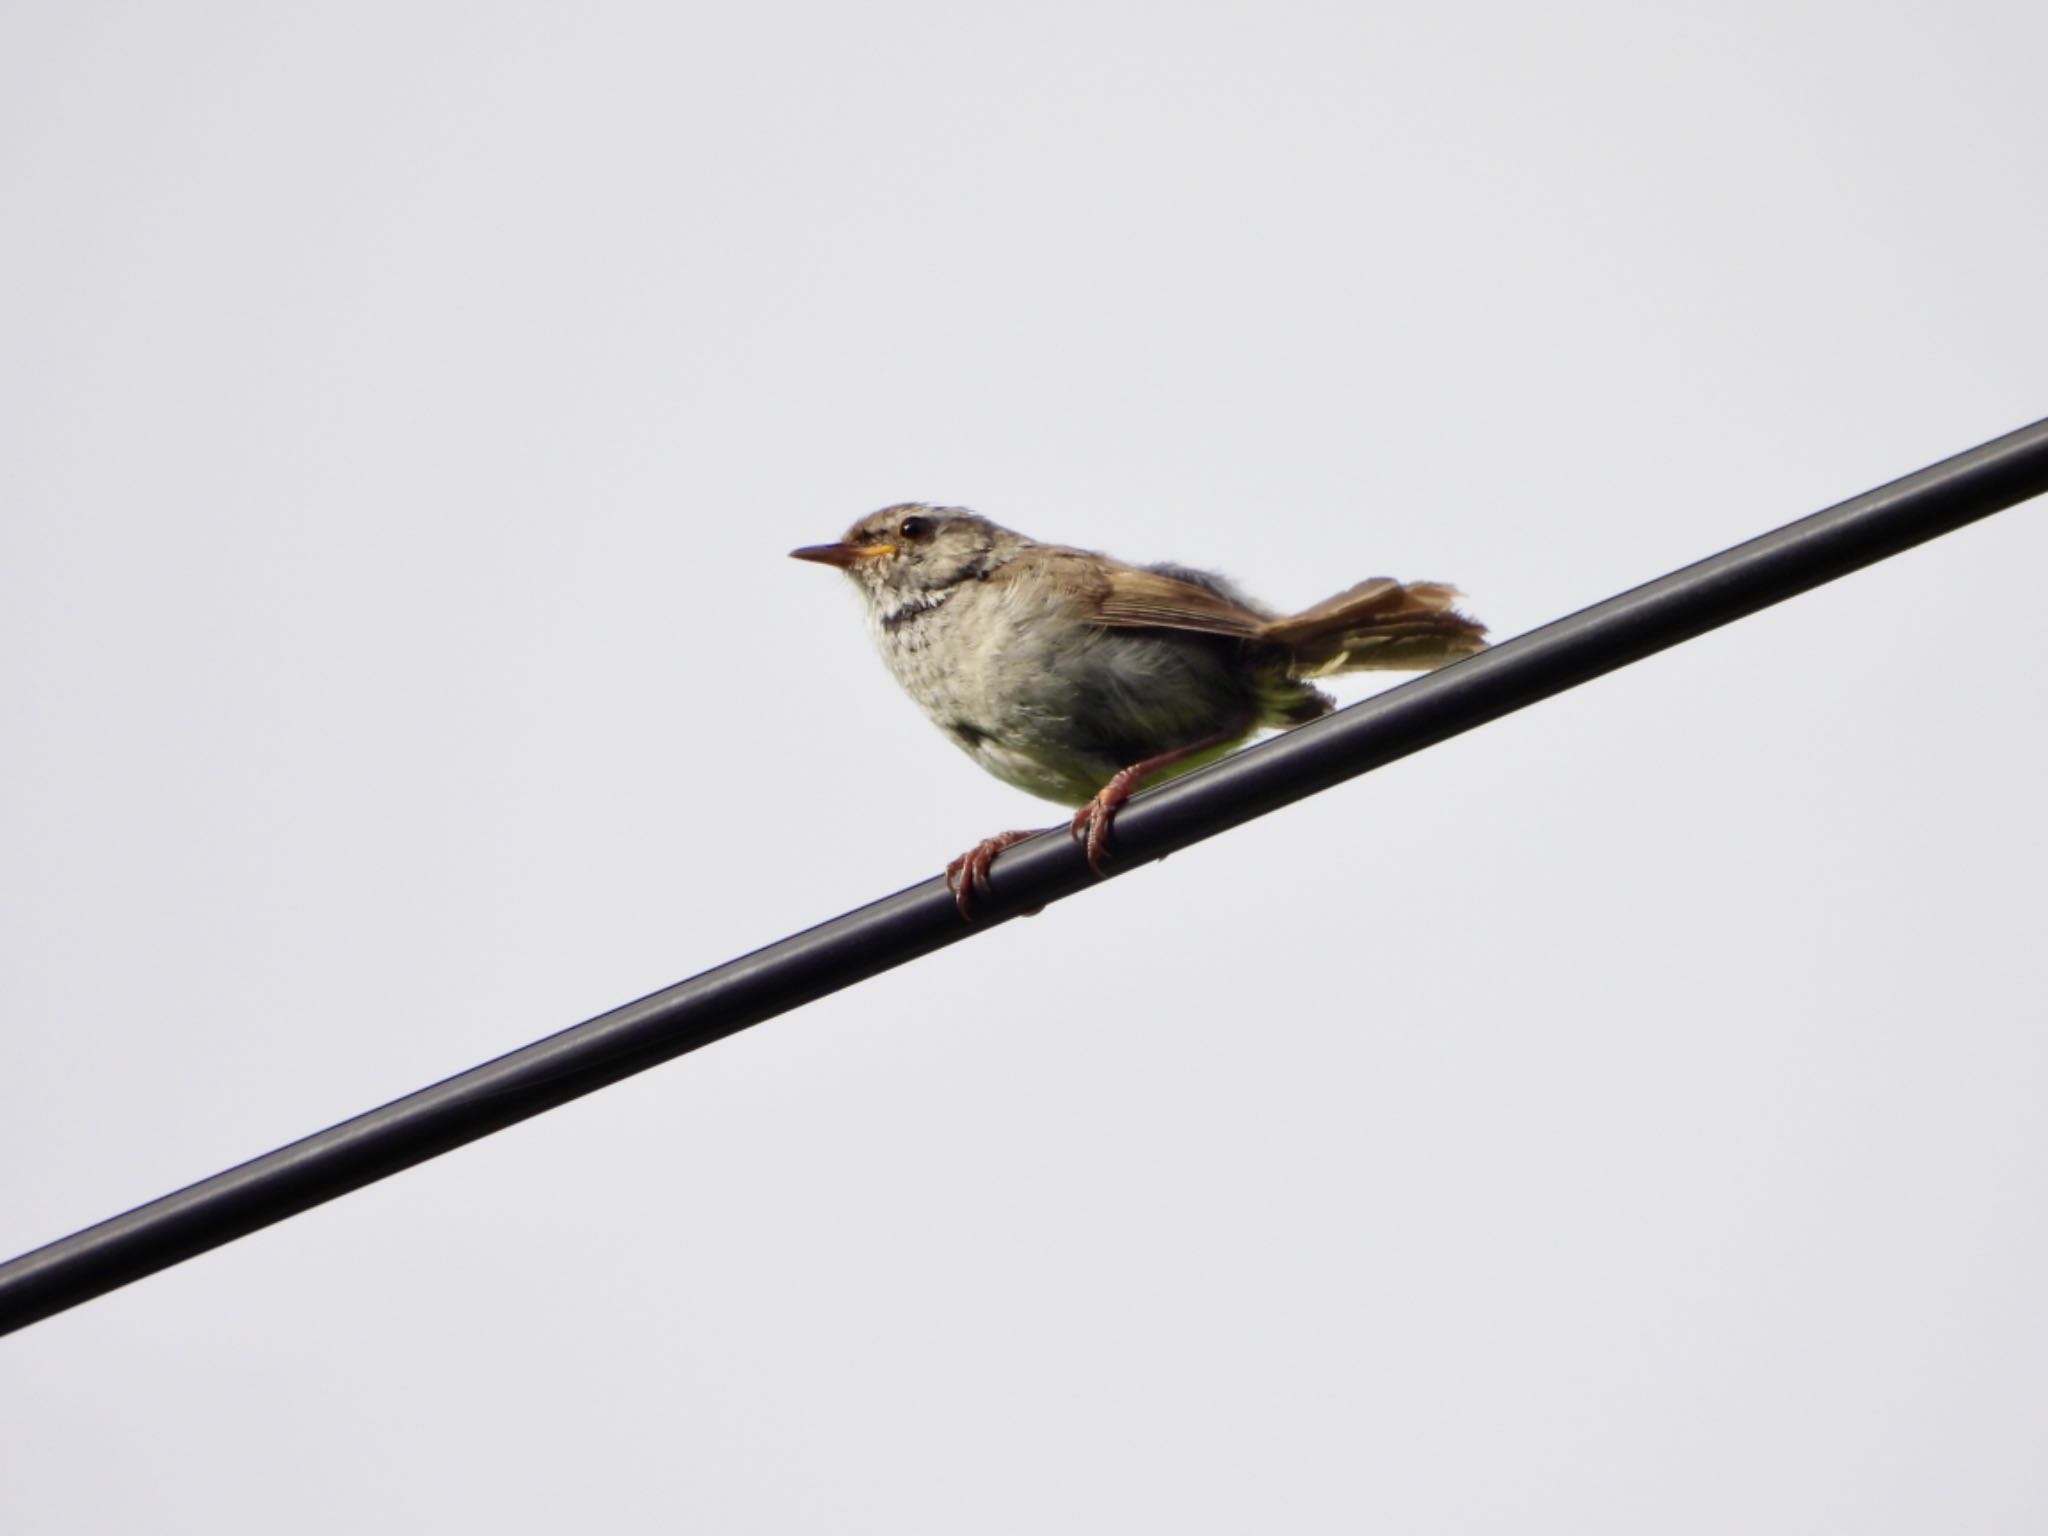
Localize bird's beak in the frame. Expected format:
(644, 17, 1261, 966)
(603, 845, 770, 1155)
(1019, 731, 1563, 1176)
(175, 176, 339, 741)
(789, 542, 895, 568)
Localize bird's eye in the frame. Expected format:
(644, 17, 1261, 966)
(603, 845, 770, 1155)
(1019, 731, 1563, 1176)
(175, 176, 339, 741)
(897, 515, 932, 541)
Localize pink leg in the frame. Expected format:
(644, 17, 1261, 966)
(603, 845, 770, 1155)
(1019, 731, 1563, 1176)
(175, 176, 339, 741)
(1069, 725, 1245, 877)
(945, 829, 1042, 921)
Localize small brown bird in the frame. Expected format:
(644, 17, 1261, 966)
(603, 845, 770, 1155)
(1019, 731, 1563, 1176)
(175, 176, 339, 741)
(793, 504, 1486, 915)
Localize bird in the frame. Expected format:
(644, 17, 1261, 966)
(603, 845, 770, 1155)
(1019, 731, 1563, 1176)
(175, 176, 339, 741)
(791, 504, 1486, 916)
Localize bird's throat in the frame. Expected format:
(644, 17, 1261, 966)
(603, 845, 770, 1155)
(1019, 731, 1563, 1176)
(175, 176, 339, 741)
(878, 589, 955, 632)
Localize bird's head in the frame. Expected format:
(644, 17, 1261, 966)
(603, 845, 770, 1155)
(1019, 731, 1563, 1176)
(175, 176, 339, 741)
(790, 504, 1020, 604)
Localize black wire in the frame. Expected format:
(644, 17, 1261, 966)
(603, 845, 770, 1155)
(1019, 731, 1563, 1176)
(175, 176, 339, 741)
(5, 416, 2046, 1337)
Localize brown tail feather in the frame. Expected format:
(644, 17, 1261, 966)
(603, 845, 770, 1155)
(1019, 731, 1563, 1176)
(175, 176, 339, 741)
(1259, 578, 1487, 676)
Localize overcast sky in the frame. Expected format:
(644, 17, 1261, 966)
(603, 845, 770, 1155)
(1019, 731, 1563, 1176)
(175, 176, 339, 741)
(4, 4, 2045, 1531)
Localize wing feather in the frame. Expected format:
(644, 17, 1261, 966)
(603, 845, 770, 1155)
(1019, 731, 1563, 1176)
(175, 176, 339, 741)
(1042, 552, 1266, 638)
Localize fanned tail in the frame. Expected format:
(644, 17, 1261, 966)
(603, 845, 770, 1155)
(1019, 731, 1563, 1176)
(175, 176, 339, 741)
(1259, 578, 1488, 676)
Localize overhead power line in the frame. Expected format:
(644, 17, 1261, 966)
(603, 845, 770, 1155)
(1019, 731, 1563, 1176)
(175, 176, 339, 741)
(3, 416, 2046, 1337)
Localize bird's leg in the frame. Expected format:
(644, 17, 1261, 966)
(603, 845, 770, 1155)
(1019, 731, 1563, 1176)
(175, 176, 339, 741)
(945, 829, 1043, 921)
(1070, 721, 1248, 877)
(947, 718, 1251, 916)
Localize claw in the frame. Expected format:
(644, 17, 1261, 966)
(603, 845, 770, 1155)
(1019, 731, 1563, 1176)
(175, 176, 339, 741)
(944, 829, 1038, 921)
(1065, 719, 1253, 881)
(1068, 770, 1138, 878)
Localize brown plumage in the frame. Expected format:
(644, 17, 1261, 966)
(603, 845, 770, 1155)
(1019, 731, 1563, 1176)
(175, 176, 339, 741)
(792, 504, 1487, 914)
(1059, 559, 1486, 676)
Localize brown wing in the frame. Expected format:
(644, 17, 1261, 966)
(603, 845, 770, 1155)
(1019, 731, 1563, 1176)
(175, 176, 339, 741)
(1039, 549, 1266, 639)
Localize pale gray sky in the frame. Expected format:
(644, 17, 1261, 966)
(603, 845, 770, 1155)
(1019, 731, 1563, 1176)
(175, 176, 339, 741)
(3, 3, 2045, 1531)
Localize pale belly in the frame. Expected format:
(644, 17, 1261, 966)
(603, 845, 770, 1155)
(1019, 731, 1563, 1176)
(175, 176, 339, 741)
(872, 587, 1262, 807)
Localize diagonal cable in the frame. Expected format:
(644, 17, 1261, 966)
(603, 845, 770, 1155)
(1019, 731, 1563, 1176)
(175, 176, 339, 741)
(4, 415, 2046, 1337)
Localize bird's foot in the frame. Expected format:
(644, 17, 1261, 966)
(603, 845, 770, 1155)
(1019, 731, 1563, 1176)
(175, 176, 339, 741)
(945, 829, 1041, 921)
(1069, 766, 1144, 877)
